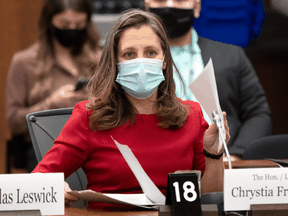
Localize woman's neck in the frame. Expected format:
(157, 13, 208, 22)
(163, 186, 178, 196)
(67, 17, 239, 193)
(125, 90, 158, 114)
(168, 29, 192, 47)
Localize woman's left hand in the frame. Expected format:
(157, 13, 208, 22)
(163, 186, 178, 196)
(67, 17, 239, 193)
(203, 111, 230, 155)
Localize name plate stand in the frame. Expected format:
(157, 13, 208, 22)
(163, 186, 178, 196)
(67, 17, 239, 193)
(251, 203, 288, 216)
(0, 210, 41, 216)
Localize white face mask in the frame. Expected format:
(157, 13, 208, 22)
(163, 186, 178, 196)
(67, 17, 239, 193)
(116, 58, 165, 99)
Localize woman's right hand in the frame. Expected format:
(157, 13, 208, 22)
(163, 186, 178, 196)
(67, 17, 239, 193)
(48, 84, 88, 109)
(64, 181, 78, 205)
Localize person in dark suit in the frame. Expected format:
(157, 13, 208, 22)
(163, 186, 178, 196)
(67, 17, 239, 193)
(145, 0, 272, 160)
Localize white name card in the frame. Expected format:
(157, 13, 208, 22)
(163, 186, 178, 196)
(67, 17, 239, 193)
(0, 173, 64, 215)
(224, 168, 288, 211)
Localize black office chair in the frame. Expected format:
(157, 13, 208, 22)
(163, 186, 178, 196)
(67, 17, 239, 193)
(26, 108, 88, 208)
(242, 134, 288, 160)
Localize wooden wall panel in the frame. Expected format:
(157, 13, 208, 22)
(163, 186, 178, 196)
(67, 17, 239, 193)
(0, 0, 43, 174)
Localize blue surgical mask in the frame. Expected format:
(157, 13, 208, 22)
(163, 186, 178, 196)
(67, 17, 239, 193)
(116, 58, 165, 99)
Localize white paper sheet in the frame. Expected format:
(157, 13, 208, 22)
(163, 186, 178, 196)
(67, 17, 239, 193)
(112, 137, 166, 205)
(188, 58, 225, 152)
(68, 190, 157, 209)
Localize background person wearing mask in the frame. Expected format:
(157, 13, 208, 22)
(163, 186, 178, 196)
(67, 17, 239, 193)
(145, 0, 272, 160)
(5, 0, 101, 172)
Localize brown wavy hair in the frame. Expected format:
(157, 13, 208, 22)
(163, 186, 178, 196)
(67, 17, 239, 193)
(37, 0, 100, 80)
(87, 9, 188, 131)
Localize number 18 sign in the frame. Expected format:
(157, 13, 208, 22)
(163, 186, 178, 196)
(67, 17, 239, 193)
(165, 173, 202, 216)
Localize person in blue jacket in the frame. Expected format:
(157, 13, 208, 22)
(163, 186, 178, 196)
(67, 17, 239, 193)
(145, 0, 272, 160)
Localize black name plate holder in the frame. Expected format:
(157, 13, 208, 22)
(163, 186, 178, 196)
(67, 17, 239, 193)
(166, 173, 202, 216)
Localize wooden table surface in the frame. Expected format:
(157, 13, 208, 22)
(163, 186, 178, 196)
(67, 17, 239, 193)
(224, 159, 280, 169)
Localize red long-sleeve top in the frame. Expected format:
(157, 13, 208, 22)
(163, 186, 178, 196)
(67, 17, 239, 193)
(33, 100, 208, 210)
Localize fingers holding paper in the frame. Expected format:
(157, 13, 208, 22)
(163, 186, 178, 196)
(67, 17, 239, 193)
(64, 181, 78, 205)
(223, 111, 230, 143)
(203, 111, 230, 156)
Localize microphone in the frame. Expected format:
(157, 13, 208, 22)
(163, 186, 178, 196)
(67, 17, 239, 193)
(212, 111, 232, 169)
